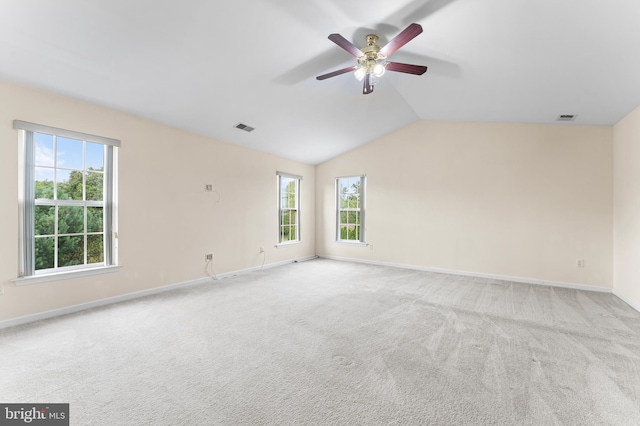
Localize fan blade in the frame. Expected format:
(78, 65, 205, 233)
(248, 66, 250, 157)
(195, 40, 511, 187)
(363, 74, 374, 94)
(328, 34, 362, 57)
(386, 62, 427, 75)
(316, 66, 358, 80)
(379, 23, 423, 57)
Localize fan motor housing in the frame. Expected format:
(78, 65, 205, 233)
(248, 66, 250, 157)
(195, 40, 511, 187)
(361, 34, 384, 62)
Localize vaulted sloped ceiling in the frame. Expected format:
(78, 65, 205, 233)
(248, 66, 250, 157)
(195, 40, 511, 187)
(1, 0, 639, 164)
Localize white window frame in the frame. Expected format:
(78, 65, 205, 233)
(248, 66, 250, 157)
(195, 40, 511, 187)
(336, 175, 366, 243)
(277, 171, 302, 245)
(14, 120, 119, 283)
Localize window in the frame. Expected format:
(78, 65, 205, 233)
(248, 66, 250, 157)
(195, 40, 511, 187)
(278, 172, 301, 244)
(14, 120, 119, 278)
(336, 175, 366, 243)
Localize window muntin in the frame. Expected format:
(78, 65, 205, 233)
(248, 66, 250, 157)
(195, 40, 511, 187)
(337, 175, 365, 243)
(278, 172, 301, 244)
(15, 121, 118, 277)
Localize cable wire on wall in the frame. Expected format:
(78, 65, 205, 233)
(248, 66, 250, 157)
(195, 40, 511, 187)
(206, 259, 219, 281)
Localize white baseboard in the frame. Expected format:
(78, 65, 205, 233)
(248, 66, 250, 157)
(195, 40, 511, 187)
(0, 277, 209, 330)
(613, 290, 640, 313)
(3, 255, 633, 329)
(212, 255, 318, 280)
(318, 255, 613, 294)
(0, 256, 317, 330)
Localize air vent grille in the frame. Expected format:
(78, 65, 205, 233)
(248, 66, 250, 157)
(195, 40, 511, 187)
(234, 123, 255, 132)
(556, 114, 576, 122)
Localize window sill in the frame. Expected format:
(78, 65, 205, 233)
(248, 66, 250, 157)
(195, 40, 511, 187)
(276, 241, 302, 248)
(335, 241, 368, 247)
(12, 265, 121, 286)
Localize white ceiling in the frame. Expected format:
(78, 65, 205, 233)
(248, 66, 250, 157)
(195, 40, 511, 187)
(1, 0, 639, 165)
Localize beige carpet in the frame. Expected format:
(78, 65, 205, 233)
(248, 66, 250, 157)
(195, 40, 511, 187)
(2, 259, 640, 425)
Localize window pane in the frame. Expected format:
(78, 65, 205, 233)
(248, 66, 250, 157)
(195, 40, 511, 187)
(348, 179, 359, 196)
(280, 177, 290, 193)
(290, 225, 297, 240)
(281, 210, 290, 225)
(280, 226, 288, 242)
(86, 142, 104, 170)
(290, 210, 297, 225)
(86, 171, 103, 201)
(340, 194, 349, 209)
(338, 179, 349, 196)
(35, 167, 54, 199)
(340, 211, 348, 224)
(35, 205, 55, 236)
(58, 235, 84, 267)
(340, 225, 349, 240)
(58, 206, 84, 234)
(35, 133, 54, 166)
(342, 178, 349, 194)
(348, 194, 359, 208)
(87, 234, 104, 264)
(348, 211, 360, 224)
(35, 236, 54, 270)
(341, 224, 360, 241)
(87, 207, 103, 233)
(57, 169, 83, 200)
(56, 137, 83, 170)
(286, 181, 297, 208)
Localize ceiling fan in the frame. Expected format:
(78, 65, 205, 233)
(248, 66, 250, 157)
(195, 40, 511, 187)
(316, 23, 428, 95)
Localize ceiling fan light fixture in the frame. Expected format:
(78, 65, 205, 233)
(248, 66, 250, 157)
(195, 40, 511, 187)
(317, 23, 426, 94)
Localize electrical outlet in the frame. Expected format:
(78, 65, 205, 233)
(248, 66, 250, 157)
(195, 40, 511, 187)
(205, 253, 213, 262)
(205, 184, 213, 192)
(0, 284, 4, 295)
(259, 247, 264, 253)
(576, 259, 585, 268)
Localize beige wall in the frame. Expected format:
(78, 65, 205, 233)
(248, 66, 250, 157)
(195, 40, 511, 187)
(317, 121, 613, 289)
(0, 80, 315, 321)
(1, 79, 628, 322)
(613, 105, 640, 309)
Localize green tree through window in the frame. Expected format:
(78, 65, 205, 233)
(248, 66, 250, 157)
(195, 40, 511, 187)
(278, 173, 301, 243)
(337, 176, 365, 242)
(15, 120, 118, 277)
(34, 145, 106, 269)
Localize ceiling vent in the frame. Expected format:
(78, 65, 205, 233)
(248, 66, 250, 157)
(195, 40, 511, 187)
(234, 123, 255, 132)
(556, 114, 576, 122)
